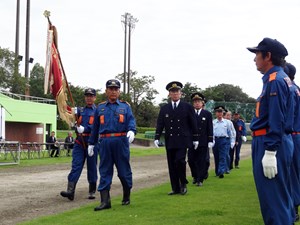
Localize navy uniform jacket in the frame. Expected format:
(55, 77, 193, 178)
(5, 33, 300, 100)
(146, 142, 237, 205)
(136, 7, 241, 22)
(155, 101, 198, 149)
(76, 104, 96, 145)
(195, 109, 213, 147)
(250, 66, 294, 151)
(89, 99, 136, 145)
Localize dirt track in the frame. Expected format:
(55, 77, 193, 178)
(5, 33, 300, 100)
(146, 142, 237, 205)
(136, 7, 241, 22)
(0, 144, 251, 225)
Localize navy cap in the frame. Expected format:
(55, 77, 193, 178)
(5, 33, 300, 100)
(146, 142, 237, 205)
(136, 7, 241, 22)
(284, 63, 296, 80)
(191, 92, 207, 103)
(106, 79, 121, 89)
(84, 88, 96, 96)
(214, 105, 226, 112)
(166, 81, 183, 91)
(247, 38, 288, 58)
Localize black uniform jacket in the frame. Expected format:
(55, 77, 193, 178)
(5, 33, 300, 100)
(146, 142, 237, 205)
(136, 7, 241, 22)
(195, 109, 213, 147)
(155, 101, 198, 149)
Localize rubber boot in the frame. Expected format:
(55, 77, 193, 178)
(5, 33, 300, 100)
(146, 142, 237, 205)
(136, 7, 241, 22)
(122, 188, 131, 205)
(88, 183, 96, 199)
(60, 182, 76, 201)
(94, 190, 111, 211)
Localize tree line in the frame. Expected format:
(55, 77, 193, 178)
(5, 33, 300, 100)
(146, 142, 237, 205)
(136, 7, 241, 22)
(0, 47, 256, 127)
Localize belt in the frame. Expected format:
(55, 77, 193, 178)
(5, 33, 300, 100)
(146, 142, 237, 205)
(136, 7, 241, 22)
(292, 132, 300, 135)
(100, 132, 127, 138)
(252, 128, 267, 137)
(215, 136, 228, 139)
(81, 133, 91, 137)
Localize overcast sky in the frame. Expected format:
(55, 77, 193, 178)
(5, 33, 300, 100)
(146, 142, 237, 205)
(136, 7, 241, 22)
(1, 0, 300, 104)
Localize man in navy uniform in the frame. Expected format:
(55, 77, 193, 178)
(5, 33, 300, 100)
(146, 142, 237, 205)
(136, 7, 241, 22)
(284, 63, 300, 222)
(247, 38, 294, 224)
(231, 112, 247, 169)
(188, 93, 213, 186)
(89, 79, 136, 211)
(154, 81, 198, 195)
(60, 88, 98, 201)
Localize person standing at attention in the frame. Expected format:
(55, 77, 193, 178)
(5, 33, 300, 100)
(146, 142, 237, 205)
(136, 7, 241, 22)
(247, 37, 294, 224)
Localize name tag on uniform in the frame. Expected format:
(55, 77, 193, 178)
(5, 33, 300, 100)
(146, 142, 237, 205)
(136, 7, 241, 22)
(118, 108, 125, 113)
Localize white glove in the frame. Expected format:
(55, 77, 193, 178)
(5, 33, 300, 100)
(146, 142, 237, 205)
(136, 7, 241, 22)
(208, 141, 214, 148)
(262, 150, 277, 179)
(230, 142, 235, 149)
(242, 136, 247, 142)
(154, 140, 160, 148)
(127, 131, 135, 143)
(73, 107, 78, 115)
(88, 145, 94, 157)
(193, 141, 199, 150)
(76, 125, 84, 134)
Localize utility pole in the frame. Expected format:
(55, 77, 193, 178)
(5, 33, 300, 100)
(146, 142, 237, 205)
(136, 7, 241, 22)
(121, 13, 129, 93)
(24, 0, 31, 96)
(121, 13, 138, 94)
(14, 0, 21, 76)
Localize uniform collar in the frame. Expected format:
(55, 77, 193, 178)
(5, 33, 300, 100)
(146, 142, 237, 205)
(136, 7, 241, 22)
(85, 104, 96, 110)
(105, 99, 121, 105)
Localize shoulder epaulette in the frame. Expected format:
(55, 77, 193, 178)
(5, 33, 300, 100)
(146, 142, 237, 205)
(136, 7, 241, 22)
(269, 72, 277, 82)
(120, 100, 131, 106)
(98, 101, 106, 106)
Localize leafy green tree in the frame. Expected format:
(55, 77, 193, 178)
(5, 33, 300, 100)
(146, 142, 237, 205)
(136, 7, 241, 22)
(181, 82, 202, 103)
(203, 83, 256, 103)
(0, 47, 18, 90)
(116, 71, 159, 127)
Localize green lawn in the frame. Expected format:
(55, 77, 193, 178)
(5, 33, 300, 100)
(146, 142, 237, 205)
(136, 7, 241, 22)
(19, 159, 263, 225)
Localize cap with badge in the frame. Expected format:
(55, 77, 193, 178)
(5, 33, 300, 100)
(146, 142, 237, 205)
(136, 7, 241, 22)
(191, 92, 206, 103)
(247, 37, 288, 58)
(166, 81, 183, 91)
(214, 105, 226, 112)
(84, 88, 96, 96)
(106, 79, 121, 89)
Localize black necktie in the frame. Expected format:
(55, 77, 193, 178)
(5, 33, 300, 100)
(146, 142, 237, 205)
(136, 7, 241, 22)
(196, 110, 199, 115)
(173, 102, 177, 110)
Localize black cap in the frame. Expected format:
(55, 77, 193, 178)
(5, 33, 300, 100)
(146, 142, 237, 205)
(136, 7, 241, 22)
(247, 37, 288, 58)
(166, 81, 183, 91)
(284, 63, 296, 80)
(106, 79, 121, 89)
(214, 105, 226, 112)
(191, 92, 207, 103)
(84, 88, 96, 96)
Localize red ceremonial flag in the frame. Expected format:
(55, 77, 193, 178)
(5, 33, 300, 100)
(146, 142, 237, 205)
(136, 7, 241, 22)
(44, 22, 75, 127)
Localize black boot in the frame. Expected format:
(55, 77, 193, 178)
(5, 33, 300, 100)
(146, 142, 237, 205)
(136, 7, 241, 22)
(122, 188, 131, 205)
(94, 190, 111, 211)
(88, 183, 96, 199)
(60, 182, 76, 201)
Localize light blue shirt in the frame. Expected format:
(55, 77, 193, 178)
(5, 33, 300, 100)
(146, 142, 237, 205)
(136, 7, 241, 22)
(213, 118, 235, 144)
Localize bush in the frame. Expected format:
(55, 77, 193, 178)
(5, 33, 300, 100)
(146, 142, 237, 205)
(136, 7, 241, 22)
(136, 127, 156, 133)
(57, 120, 70, 130)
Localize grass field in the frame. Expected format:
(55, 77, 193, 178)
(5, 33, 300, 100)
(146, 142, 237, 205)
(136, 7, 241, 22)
(19, 158, 264, 225)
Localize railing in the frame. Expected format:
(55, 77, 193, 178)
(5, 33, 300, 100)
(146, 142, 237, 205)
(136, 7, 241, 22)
(0, 142, 74, 163)
(0, 90, 56, 104)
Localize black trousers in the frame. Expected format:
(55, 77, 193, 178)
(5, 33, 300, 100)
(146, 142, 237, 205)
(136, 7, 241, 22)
(188, 146, 209, 182)
(166, 147, 188, 192)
